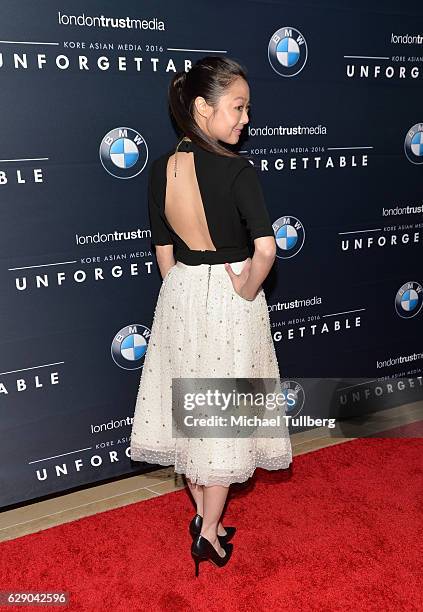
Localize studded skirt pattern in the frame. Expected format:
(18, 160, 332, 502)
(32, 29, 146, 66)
(129, 259, 293, 486)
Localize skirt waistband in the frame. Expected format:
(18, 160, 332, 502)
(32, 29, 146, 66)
(176, 259, 248, 274)
(175, 245, 250, 266)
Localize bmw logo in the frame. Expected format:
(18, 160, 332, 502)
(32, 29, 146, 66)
(100, 127, 148, 178)
(394, 281, 423, 319)
(281, 380, 305, 418)
(273, 215, 305, 259)
(268, 26, 308, 77)
(111, 324, 151, 369)
(404, 123, 423, 164)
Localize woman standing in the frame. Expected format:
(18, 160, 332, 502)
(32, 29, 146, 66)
(130, 56, 292, 576)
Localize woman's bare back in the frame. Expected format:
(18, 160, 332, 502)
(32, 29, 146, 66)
(165, 149, 217, 252)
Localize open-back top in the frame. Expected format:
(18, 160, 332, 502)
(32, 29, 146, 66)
(147, 137, 275, 265)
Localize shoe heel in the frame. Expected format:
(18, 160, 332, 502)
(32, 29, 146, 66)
(193, 554, 200, 577)
(191, 534, 233, 573)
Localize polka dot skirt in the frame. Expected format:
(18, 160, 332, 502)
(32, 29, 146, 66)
(129, 259, 292, 486)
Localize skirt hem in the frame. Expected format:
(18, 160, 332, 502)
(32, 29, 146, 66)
(130, 446, 293, 487)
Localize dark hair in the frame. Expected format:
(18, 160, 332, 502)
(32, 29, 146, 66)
(168, 56, 248, 158)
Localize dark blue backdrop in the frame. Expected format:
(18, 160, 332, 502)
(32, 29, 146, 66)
(1, 0, 422, 507)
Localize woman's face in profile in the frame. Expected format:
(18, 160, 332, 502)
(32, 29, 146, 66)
(196, 77, 250, 145)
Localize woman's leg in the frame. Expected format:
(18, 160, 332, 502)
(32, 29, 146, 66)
(186, 478, 228, 537)
(186, 478, 204, 515)
(200, 485, 230, 556)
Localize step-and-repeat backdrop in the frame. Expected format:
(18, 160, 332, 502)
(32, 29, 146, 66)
(1, 0, 422, 507)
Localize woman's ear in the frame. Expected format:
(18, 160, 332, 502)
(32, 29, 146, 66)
(194, 96, 210, 119)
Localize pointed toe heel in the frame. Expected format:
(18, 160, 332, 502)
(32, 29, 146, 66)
(221, 526, 236, 541)
(191, 534, 233, 577)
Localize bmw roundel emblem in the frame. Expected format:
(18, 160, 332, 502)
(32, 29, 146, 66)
(281, 380, 305, 419)
(273, 215, 305, 259)
(100, 127, 148, 178)
(394, 281, 423, 319)
(111, 324, 151, 369)
(268, 26, 308, 77)
(404, 123, 423, 164)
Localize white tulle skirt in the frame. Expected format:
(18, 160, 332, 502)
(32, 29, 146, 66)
(129, 258, 292, 486)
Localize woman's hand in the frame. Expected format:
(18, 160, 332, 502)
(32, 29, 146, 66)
(224, 258, 257, 301)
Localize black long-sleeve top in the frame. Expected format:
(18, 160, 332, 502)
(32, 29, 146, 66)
(147, 138, 274, 265)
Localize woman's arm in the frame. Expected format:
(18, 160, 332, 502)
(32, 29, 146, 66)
(239, 237, 276, 300)
(147, 161, 176, 279)
(229, 161, 277, 300)
(155, 245, 176, 280)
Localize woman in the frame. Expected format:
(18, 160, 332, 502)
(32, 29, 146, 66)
(130, 56, 292, 576)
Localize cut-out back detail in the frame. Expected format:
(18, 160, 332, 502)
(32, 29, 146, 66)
(148, 137, 275, 265)
(164, 141, 217, 252)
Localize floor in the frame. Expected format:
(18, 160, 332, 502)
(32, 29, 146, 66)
(0, 400, 421, 543)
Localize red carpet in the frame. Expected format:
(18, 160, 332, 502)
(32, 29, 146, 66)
(1, 427, 422, 612)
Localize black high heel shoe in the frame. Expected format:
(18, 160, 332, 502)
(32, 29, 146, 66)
(191, 534, 233, 577)
(189, 513, 236, 543)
